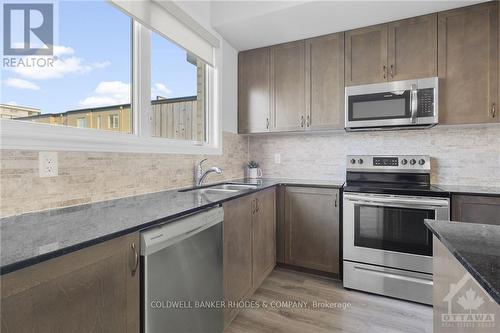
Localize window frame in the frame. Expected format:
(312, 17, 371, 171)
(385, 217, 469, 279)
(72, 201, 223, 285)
(0, 11, 221, 155)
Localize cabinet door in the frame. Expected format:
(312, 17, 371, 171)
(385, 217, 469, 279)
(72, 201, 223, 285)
(252, 188, 276, 288)
(305, 33, 345, 130)
(284, 187, 340, 274)
(388, 14, 437, 81)
(438, 2, 498, 124)
(222, 195, 253, 325)
(238, 47, 271, 133)
(1, 232, 140, 333)
(271, 41, 306, 131)
(345, 24, 388, 86)
(452, 195, 500, 225)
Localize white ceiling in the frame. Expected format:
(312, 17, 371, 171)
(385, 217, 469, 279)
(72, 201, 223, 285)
(210, 0, 486, 51)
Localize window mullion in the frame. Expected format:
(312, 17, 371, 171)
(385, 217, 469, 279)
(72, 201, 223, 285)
(133, 21, 152, 137)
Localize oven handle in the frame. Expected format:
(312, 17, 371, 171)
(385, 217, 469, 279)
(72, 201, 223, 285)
(345, 195, 449, 208)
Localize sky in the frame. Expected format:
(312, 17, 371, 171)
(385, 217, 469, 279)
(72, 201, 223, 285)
(1, 0, 198, 114)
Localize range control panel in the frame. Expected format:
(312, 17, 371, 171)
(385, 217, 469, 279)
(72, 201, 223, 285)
(346, 155, 430, 173)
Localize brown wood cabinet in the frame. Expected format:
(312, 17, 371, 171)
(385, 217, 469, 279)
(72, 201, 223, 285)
(223, 195, 253, 324)
(387, 14, 437, 81)
(271, 41, 306, 131)
(438, 2, 499, 124)
(345, 24, 388, 86)
(452, 194, 500, 225)
(283, 187, 340, 274)
(0, 232, 140, 333)
(345, 14, 437, 86)
(223, 188, 276, 326)
(305, 33, 345, 130)
(238, 47, 271, 133)
(252, 187, 276, 287)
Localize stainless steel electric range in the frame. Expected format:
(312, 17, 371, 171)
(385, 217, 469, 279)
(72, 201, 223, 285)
(342, 155, 450, 305)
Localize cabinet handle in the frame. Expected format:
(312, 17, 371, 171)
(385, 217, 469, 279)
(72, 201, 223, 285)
(334, 194, 338, 208)
(256, 198, 259, 212)
(130, 242, 139, 276)
(266, 118, 269, 129)
(251, 199, 255, 214)
(306, 115, 310, 127)
(300, 115, 304, 128)
(492, 103, 496, 118)
(390, 64, 394, 78)
(383, 65, 387, 79)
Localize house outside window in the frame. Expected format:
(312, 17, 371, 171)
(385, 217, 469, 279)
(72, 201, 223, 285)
(76, 117, 87, 128)
(109, 114, 119, 129)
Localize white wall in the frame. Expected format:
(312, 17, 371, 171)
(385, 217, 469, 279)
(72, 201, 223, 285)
(173, 0, 239, 133)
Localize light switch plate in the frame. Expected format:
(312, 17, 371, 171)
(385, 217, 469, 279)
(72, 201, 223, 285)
(39, 152, 58, 177)
(274, 153, 281, 164)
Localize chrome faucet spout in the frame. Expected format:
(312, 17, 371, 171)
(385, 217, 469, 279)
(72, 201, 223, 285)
(195, 160, 223, 186)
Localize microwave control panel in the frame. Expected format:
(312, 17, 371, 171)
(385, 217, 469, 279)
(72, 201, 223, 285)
(417, 88, 434, 117)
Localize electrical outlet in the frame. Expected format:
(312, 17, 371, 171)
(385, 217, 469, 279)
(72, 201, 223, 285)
(274, 153, 281, 164)
(39, 152, 58, 177)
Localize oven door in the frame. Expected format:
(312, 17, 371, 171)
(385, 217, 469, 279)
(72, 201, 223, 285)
(343, 192, 449, 274)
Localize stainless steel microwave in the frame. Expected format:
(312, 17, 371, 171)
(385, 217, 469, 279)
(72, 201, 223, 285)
(345, 77, 438, 131)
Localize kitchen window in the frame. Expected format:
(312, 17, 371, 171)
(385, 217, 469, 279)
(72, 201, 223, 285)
(0, 0, 221, 154)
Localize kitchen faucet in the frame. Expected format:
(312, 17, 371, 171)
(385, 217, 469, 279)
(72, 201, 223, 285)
(195, 159, 223, 186)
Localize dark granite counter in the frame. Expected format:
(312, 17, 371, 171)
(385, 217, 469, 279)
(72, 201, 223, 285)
(434, 184, 500, 197)
(425, 220, 500, 304)
(0, 178, 343, 275)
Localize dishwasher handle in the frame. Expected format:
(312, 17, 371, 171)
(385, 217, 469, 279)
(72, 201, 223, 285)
(141, 207, 224, 256)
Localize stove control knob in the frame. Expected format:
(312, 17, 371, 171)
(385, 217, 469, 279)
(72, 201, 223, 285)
(350, 159, 356, 164)
(410, 159, 417, 165)
(401, 159, 408, 165)
(418, 159, 426, 165)
(358, 158, 364, 165)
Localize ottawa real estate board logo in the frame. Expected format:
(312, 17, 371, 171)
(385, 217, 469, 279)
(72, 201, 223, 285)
(440, 272, 496, 331)
(3, 3, 55, 68)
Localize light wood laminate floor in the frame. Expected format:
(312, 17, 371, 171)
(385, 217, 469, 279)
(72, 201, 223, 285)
(225, 268, 432, 333)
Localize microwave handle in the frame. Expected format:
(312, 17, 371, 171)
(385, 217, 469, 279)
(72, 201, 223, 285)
(410, 84, 418, 123)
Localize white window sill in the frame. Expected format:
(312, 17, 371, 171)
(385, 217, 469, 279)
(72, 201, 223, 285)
(0, 119, 222, 155)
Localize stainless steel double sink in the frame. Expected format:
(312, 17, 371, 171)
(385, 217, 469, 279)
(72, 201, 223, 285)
(179, 183, 258, 194)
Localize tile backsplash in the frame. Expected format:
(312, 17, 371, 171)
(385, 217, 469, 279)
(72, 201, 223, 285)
(2, 125, 499, 217)
(0, 132, 248, 217)
(249, 125, 500, 186)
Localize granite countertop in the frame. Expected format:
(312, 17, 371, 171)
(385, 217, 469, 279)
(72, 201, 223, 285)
(425, 220, 500, 304)
(0, 178, 343, 275)
(434, 184, 500, 197)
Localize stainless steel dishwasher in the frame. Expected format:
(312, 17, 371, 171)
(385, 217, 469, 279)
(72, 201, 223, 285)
(141, 207, 224, 333)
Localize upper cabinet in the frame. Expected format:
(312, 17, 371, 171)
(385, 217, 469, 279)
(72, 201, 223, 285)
(271, 41, 306, 131)
(345, 14, 437, 86)
(345, 24, 388, 86)
(305, 33, 345, 130)
(387, 14, 438, 81)
(238, 47, 271, 133)
(438, 2, 499, 124)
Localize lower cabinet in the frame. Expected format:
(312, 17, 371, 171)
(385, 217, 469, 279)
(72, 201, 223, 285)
(283, 186, 340, 275)
(0, 232, 140, 333)
(223, 188, 276, 326)
(433, 236, 500, 332)
(452, 195, 500, 225)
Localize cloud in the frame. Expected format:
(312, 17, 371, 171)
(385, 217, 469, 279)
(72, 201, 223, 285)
(53, 45, 75, 57)
(4, 101, 18, 106)
(11, 57, 110, 80)
(78, 81, 130, 108)
(151, 83, 172, 99)
(4, 78, 40, 90)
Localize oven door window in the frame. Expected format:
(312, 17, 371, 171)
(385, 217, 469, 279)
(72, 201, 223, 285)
(354, 204, 434, 256)
(348, 90, 410, 121)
